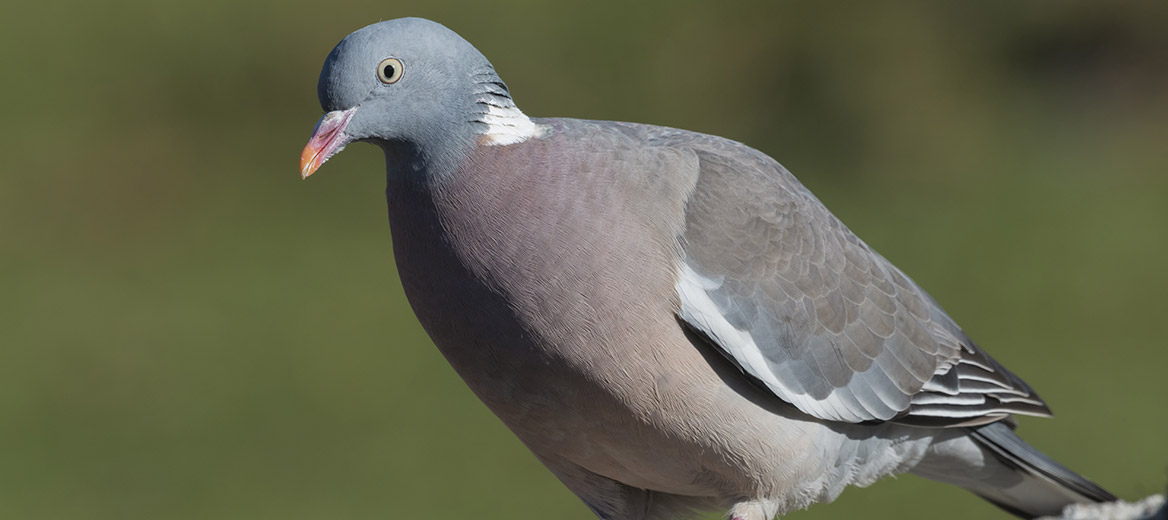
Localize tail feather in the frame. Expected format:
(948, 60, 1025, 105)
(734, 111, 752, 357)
(968, 421, 1116, 518)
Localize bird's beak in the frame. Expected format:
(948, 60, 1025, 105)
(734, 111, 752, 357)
(299, 107, 357, 179)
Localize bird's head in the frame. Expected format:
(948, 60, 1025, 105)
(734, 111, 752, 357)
(299, 18, 536, 180)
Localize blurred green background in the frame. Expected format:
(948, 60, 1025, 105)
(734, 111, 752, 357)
(2, 1, 1166, 519)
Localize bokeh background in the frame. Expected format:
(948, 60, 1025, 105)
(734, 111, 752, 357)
(3, 1, 1166, 519)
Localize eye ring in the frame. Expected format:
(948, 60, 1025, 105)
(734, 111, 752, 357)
(377, 58, 404, 84)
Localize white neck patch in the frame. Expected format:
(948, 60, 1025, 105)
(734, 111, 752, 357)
(470, 67, 544, 146)
(478, 104, 542, 146)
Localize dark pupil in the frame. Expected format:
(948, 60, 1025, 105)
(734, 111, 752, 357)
(383, 64, 396, 79)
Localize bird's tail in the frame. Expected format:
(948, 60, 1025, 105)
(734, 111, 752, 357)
(966, 421, 1115, 518)
(913, 421, 1115, 519)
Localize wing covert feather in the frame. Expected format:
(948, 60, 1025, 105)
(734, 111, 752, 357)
(619, 124, 1051, 426)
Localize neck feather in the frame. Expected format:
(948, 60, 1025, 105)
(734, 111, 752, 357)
(470, 68, 542, 146)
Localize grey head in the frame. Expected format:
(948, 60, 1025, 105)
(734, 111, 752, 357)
(300, 17, 537, 180)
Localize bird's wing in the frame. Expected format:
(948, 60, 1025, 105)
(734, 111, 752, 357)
(626, 124, 1051, 426)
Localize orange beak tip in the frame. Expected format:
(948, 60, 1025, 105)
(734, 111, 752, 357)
(299, 146, 319, 179)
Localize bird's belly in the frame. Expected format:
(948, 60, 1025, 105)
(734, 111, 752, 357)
(409, 303, 822, 498)
(404, 296, 717, 494)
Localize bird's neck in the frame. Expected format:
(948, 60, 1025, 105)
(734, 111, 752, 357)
(379, 134, 472, 189)
(473, 104, 541, 146)
(468, 66, 543, 146)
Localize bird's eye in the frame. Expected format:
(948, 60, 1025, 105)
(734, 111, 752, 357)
(377, 58, 404, 84)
